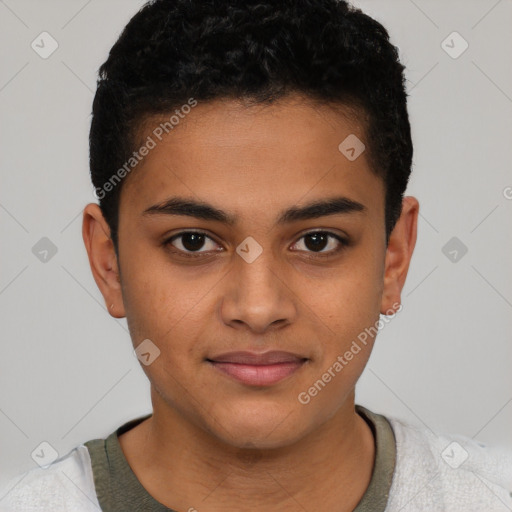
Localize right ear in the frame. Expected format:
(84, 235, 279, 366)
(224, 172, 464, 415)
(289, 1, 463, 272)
(82, 203, 126, 318)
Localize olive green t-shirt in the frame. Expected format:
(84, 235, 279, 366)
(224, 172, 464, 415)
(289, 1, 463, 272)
(84, 405, 396, 511)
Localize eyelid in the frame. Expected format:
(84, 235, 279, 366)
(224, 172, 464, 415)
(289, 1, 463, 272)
(289, 229, 349, 255)
(164, 229, 223, 253)
(164, 228, 349, 257)
(293, 227, 349, 242)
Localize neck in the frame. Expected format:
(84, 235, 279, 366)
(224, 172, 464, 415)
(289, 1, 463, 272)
(119, 390, 375, 512)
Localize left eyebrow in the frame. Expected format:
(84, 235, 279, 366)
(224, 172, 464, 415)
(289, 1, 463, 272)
(142, 195, 367, 226)
(275, 196, 367, 224)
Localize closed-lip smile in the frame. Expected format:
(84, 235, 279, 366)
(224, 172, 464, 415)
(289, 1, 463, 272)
(207, 350, 308, 386)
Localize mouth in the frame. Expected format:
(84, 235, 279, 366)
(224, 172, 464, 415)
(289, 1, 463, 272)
(206, 351, 308, 387)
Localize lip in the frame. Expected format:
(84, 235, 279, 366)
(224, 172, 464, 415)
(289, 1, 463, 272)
(207, 351, 307, 386)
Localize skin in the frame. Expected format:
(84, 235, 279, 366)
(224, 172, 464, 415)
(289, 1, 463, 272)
(82, 93, 418, 511)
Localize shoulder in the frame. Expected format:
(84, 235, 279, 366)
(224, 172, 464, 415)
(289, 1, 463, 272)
(385, 415, 512, 512)
(0, 445, 100, 512)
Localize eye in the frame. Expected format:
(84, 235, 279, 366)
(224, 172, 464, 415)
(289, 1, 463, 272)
(290, 231, 348, 255)
(164, 231, 221, 256)
(164, 229, 349, 258)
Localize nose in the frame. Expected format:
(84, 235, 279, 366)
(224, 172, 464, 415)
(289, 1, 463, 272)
(220, 248, 298, 334)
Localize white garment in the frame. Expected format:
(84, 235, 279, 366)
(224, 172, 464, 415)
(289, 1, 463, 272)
(1, 416, 511, 511)
(0, 443, 100, 511)
(386, 418, 512, 511)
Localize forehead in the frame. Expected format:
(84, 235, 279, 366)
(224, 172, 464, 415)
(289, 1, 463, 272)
(119, 95, 384, 225)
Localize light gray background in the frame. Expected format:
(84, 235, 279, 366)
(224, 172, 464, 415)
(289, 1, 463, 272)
(1, 0, 511, 481)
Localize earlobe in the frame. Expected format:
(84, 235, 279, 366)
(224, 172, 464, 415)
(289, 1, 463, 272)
(380, 196, 419, 315)
(82, 203, 126, 318)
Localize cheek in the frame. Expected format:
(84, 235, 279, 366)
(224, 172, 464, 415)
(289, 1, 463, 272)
(308, 260, 383, 343)
(299, 263, 383, 405)
(120, 253, 215, 354)
(297, 284, 380, 413)
(119, 253, 170, 338)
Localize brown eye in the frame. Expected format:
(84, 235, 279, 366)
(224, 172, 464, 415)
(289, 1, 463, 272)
(179, 232, 206, 251)
(291, 231, 348, 255)
(165, 231, 221, 255)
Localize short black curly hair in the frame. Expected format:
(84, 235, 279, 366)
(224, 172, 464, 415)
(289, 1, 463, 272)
(89, 0, 412, 254)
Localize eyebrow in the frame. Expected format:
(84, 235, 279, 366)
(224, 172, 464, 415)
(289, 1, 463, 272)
(142, 195, 367, 226)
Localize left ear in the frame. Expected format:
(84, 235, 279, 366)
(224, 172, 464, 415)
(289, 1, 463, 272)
(380, 196, 419, 315)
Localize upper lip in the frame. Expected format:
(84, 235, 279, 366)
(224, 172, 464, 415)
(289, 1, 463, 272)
(207, 351, 307, 365)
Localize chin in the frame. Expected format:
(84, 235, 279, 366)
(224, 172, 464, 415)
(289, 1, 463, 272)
(201, 402, 308, 450)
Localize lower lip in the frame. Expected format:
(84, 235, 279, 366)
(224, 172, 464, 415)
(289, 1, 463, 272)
(209, 361, 305, 386)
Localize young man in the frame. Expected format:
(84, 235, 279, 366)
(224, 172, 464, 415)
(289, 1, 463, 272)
(2, 0, 511, 510)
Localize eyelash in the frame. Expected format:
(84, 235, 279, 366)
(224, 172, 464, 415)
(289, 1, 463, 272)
(163, 230, 349, 259)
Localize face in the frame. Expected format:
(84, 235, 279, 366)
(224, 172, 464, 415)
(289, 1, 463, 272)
(84, 94, 416, 450)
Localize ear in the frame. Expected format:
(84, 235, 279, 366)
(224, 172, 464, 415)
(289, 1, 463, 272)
(82, 203, 126, 318)
(380, 196, 419, 315)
